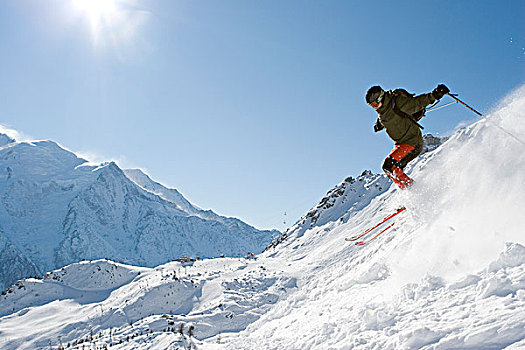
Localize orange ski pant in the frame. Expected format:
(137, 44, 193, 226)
(382, 144, 420, 189)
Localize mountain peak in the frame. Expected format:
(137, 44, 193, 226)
(99, 160, 123, 173)
(0, 133, 16, 147)
(422, 133, 449, 153)
(0, 132, 278, 289)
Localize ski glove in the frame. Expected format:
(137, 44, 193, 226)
(374, 118, 384, 132)
(432, 84, 450, 100)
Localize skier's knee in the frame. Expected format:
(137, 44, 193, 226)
(382, 157, 397, 173)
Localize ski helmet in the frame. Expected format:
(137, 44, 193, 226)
(366, 86, 385, 105)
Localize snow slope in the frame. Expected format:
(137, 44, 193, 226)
(226, 86, 525, 349)
(0, 137, 278, 290)
(0, 86, 524, 350)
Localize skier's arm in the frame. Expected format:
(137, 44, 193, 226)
(398, 93, 436, 115)
(397, 84, 449, 115)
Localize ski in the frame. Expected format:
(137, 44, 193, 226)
(355, 221, 396, 245)
(345, 207, 406, 242)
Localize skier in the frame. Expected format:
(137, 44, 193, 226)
(366, 84, 449, 189)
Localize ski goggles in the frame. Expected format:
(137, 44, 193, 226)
(369, 100, 381, 108)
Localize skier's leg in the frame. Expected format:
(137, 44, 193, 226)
(397, 143, 422, 169)
(392, 166, 413, 189)
(382, 144, 418, 189)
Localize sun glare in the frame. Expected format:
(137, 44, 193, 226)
(73, 0, 117, 19)
(70, 0, 148, 52)
(73, 0, 119, 41)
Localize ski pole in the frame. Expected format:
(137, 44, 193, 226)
(447, 93, 525, 146)
(426, 100, 457, 113)
(447, 93, 483, 116)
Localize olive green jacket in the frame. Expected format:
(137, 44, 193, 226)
(376, 90, 436, 147)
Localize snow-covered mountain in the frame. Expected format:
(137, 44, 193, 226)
(1, 86, 524, 350)
(0, 137, 278, 290)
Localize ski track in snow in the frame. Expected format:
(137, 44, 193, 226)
(1, 85, 525, 349)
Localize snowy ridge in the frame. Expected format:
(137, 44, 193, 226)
(421, 133, 449, 153)
(124, 169, 205, 217)
(1, 86, 524, 349)
(266, 170, 390, 251)
(124, 168, 261, 229)
(0, 138, 278, 290)
(267, 133, 447, 252)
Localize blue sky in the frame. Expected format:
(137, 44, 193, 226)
(0, 0, 523, 231)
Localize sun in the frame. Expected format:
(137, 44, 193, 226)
(72, 0, 119, 41)
(70, 0, 148, 51)
(73, 0, 117, 20)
